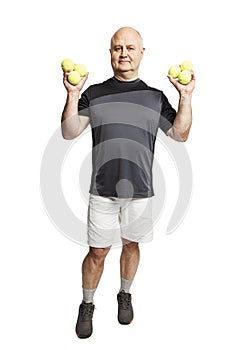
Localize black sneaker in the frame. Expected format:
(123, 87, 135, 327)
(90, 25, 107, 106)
(75, 301, 95, 339)
(117, 290, 134, 325)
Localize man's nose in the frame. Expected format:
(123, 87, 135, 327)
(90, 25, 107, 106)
(120, 47, 127, 57)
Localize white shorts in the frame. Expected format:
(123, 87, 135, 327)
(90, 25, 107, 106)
(87, 194, 154, 248)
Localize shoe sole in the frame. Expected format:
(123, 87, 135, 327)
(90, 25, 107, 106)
(76, 330, 93, 339)
(76, 333, 92, 339)
(118, 318, 134, 325)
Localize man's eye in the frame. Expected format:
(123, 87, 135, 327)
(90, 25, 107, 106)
(115, 47, 121, 51)
(128, 47, 134, 50)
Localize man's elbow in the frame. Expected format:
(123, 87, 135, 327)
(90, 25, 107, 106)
(167, 127, 190, 142)
(174, 127, 191, 142)
(180, 128, 192, 142)
(61, 126, 79, 140)
(62, 134, 72, 140)
(180, 133, 189, 142)
(175, 132, 189, 142)
(61, 130, 77, 140)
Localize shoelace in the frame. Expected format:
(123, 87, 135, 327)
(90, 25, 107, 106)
(118, 292, 131, 310)
(80, 303, 95, 321)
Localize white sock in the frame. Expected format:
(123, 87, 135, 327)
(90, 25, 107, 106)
(82, 288, 96, 303)
(119, 278, 133, 293)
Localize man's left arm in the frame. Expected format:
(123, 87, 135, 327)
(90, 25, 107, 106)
(167, 72, 195, 142)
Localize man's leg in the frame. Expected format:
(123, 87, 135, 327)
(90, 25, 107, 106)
(82, 246, 111, 293)
(117, 240, 140, 325)
(76, 246, 111, 339)
(120, 240, 140, 286)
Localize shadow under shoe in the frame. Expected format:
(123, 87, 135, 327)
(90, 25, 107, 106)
(117, 290, 134, 325)
(75, 301, 95, 339)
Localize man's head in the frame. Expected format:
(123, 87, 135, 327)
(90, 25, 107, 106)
(110, 27, 145, 81)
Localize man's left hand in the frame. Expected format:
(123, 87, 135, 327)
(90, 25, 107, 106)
(167, 71, 195, 95)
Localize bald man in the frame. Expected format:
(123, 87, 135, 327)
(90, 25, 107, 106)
(61, 27, 195, 339)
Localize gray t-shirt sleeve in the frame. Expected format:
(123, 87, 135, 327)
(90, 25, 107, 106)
(78, 88, 90, 116)
(159, 93, 176, 134)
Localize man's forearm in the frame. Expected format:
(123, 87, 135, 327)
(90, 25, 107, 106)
(61, 92, 80, 139)
(169, 93, 192, 141)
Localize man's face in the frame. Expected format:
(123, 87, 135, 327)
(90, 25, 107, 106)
(110, 29, 145, 77)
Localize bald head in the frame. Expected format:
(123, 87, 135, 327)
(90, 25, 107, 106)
(109, 26, 145, 81)
(110, 27, 144, 50)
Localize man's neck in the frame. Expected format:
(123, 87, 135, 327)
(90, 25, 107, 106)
(114, 71, 139, 82)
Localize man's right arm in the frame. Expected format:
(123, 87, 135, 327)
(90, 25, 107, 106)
(61, 71, 90, 140)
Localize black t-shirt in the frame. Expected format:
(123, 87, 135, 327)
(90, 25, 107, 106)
(78, 77, 176, 198)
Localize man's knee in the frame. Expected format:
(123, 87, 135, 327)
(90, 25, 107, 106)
(122, 240, 139, 254)
(89, 246, 111, 263)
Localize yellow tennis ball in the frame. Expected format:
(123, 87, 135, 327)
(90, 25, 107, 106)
(68, 71, 81, 85)
(168, 65, 181, 79)
(61, 58, 75, 72)
(180, 60, 193, 71)
(74, 63, 87, 76)
(178, 70, 192, 85)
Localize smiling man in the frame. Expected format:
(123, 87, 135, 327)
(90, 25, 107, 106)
(61, 26, 195, 339)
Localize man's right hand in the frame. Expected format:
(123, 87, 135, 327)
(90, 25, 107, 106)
(61, 69, 90, 140)
(63, 71, 89, 94)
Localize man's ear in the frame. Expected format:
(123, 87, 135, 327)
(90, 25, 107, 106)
(141, 47, 145, 55)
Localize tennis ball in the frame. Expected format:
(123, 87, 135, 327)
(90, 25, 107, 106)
(168, 65, 181, 79)
(68, 71, 81, 85)
(61, 58, 75, 72)
(74, 63, 87, 77)
(178, 70, 192, 85)
(180, 60, 193, 71)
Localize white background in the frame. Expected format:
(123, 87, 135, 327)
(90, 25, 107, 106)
(1, 0, 233, 348)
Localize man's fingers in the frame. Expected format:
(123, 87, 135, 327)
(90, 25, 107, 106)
(167, 75, 179, 87)
(82, 72, 89, 82)
(63, 70, 88, 92)
(167, 74, 177, 83)
(63, 71, 69, 80)
(190, 70, 196, 81)
(77, 73, 89, 88)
